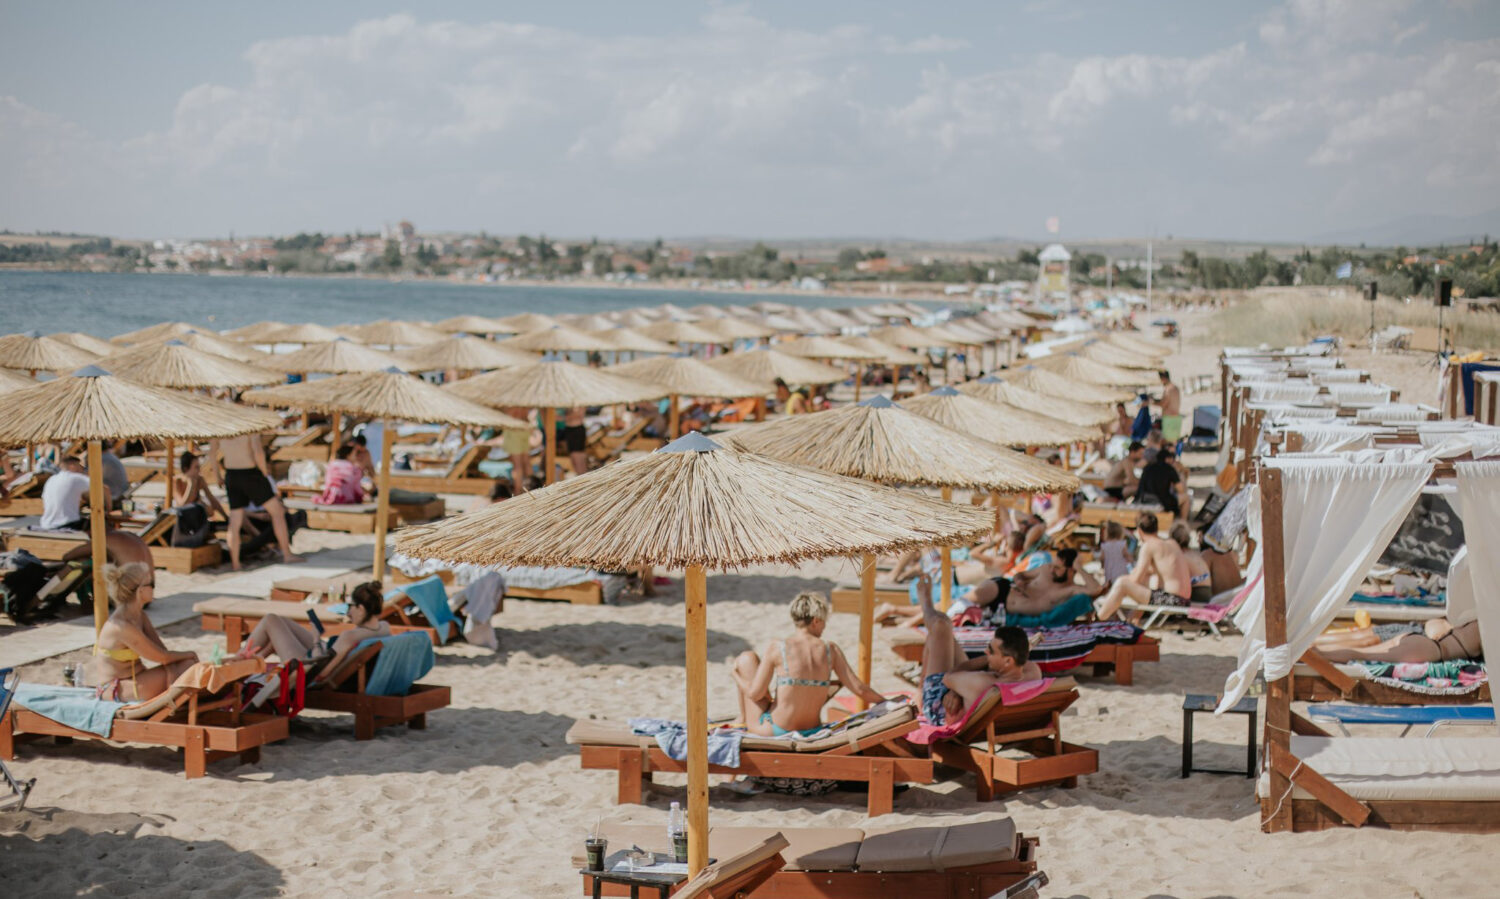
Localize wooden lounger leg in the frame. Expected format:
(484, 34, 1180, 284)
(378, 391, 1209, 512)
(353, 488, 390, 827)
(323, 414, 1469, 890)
(239, 746, 261, 766)
(0, 712, 14, 760)
(618, 748, 646, 805)
(408, 713, 427, 731)
(1115, 651, 1134, 686)
(184, 728, 207, 779)
(355, 710, 376, 741)
(225, 616, 244, 653)
(975, 751, 998, 802)
(867, 759, 894, 816)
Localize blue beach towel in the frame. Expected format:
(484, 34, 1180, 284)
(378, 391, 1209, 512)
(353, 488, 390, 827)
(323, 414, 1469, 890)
(629, 717, 743, 768)
(356, 632, 436, 697)
(386, 576, 460, 645)
(14, 684, 124, 737)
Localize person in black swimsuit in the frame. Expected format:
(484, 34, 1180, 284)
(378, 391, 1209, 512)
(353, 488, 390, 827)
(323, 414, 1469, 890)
(1317, 617, 1482, 664)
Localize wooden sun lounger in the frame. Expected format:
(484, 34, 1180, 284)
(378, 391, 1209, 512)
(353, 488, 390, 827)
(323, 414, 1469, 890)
(270, 424, 332, 463)
(1292, 649, 1491, 706)
(389, 566, 599, 606)
(0, 665, 288, 779)
(3, 512, 221, 574)
(887, 632, 1159, 686)
(194, 597, 444, 651)
(0, 472, 47, 517)
(829, 582, 909, 616)
(303, 639, 451, 741)
(577, 818, 1041, 899)
(913, 678, 1097, 800)
(281, 497, 399, 534)
(268, 573, 374, 602)
(387, 444, 496, 495)
(567, 704, 935, 817)
(122, 455, 165, 484)
(1077, 502, 1172, 531)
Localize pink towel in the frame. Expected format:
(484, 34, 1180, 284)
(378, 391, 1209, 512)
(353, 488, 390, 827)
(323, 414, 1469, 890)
(906, 677, 1054, 745)
(1187, 573, 1259, 623)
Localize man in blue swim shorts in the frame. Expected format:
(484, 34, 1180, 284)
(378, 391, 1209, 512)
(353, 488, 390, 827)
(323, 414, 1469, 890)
(912, 573, 1042, 726)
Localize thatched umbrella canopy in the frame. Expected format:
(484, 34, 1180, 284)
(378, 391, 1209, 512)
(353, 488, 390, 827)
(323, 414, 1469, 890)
(221, 321, 286, 342)
(780, 308, 834, 333)
(104, 340, 282, 390)
(609, 309, 658, 328)
(1105, 332, 1170, 358)
(808, 308, 855, 331)
(1033, 352, 1154, 390)
(49, 332, 118, 356)
(142, 329, 268, 363)
(958, 373, 1115, 428)
(264, 323, 349, 345)
(499, 324, 621, 354)
(651, 303, 700, 321)
(244, 368, 525, 576)
(109, 322, 199, 345)
(872, 324, 959, 348)
(560, 313, 620, 332)
(758, 313, 805, 332)
(592, 327, 677, 355)
(493, 312, 558, 333)
(0, 369, 38, 395)
(777, 335, 876, 361)
(866, 302, 913, 320)
(688, 304, 728, 319)
(0, 367, 281, 630)
(348, 319, 448, 349)
(705, 347, 848, 389)
(647, 320, 725, 347)
(697, 316, 775, 342)
(902, 386, 1100, 448)
(842, 307, 884, 326)
(444, 357, 666, 484)
(398, 334, 534, 372)
(396, 431, 990, 875)
(1010, 363, 1135, 405)
(1079, 340, 1159, 370)
(610, 356, 767, 438)
(0, 331, 99, 373)
(267, 338, 403, 375)
(435, 314, 510, 335)
(838, 336, 927, 366)
(726, 393, 1079, 677)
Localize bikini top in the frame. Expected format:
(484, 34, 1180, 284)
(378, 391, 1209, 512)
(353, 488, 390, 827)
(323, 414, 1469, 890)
(1190, 572, 1210, 586)
(774, 639, 833, 690)
(95, 645, 140, 663)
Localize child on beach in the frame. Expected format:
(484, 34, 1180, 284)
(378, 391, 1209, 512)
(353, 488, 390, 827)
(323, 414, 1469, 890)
(1098, 520, 1134, 587)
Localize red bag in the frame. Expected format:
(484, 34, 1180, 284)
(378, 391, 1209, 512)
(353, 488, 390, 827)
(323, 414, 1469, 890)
(242, 660, 306, 717)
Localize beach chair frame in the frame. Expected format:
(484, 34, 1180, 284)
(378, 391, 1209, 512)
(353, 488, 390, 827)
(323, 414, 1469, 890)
(303, 641, 451, 740)
(920, 687, 1097, 800)
(387, 444, 496, 495)
(1290, 647, 1491, 706)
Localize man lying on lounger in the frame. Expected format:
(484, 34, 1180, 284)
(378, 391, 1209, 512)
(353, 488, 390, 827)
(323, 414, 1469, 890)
(877, 547, 1102, 629)
(1094, 511, 1192, 620)
(913, 573, 1041, 727)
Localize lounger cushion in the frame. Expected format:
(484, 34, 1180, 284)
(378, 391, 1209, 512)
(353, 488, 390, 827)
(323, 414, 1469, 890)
(854, 825, 944, 872)
(932, 818, 1017, 868)
(284, 499, 382, 513)
(710, 826, 862, 872)
(1258, 736, 1500, 801)
(855, 818, 1018, 872)
(564, 704, 915, 754)
(194, 597, 330, 619)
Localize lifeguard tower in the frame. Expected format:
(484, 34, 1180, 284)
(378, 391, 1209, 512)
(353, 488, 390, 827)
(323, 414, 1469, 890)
(1036, 243, 1071, 301)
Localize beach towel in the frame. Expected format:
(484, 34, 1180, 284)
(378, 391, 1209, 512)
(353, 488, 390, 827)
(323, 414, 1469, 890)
(459, 571, 502, 650)
(906, 679, 1054, 745)
(948, 622, 1143, 672)
(357, 632, 436, 697)
(14, 685, 124, 737)
(387, 576, 460, 645)
(629, 718, 742, 767)
(1353, 659, 1487, 694)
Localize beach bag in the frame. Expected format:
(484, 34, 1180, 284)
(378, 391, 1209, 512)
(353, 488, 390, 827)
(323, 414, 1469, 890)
(1, 556, 50, 623)
(169, 504, 211, 548)
(243, 660, 307, 717)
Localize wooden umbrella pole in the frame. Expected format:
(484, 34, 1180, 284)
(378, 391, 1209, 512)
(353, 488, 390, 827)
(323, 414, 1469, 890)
(684, 564, 710, 876)
(754, 396, 766, 422)
(164, 439, 175, 507)
(543, 407, 557, 485)
(854, 362, 862, 402)
(373, 419, 393, 582)
(87, 440, 108, 634)
(669, 394, 680, 440)
(858, 552, 876, 711)
(330, 411, 342, 456)
(940, 485, 953, 611)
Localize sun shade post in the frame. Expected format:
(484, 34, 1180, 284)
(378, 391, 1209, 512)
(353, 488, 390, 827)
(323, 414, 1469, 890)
(858, 552, 876, 711)
(940, 486, 954, 612)
(331, 412, 342, 456)
(1260, 465, 1293, 833)
(684, 563, 710, 876)
(88, 439, 108, 634)
(669, 393, 680, 440)
(854, 362, 862, 402)
(543, 407, 557, 485)
(373, 418, 393, 581)
(164, 439, 175, 503)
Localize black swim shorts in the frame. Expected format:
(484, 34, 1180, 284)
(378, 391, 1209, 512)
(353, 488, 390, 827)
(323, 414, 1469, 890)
(224, 467, 274, 510)
(561, 424, 588, 454)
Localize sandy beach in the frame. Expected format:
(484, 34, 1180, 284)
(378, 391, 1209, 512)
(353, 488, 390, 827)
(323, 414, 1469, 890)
(1, 310, 1494, 898)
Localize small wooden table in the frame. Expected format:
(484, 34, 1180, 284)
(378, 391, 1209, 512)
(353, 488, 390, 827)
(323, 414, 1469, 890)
(581, 851, 695, 899)
(1182, 693, 1258, 778)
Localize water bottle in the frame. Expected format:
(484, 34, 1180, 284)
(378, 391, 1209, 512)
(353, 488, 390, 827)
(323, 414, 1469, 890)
(667, 801, 686, 863)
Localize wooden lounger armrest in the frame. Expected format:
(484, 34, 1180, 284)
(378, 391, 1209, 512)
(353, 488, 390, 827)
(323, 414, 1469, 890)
(319, 643, 382, 691)
(1299, 648, 1359, 697)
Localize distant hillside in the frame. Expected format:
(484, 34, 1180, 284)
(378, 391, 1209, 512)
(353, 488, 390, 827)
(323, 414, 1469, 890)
(1302, 209, 1500, 248)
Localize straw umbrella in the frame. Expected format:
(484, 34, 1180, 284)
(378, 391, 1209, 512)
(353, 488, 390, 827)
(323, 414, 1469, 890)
(591, 327, 677, 358)
(109, 322, 199, 345)
(243, 369, 525, 577)
(958, 373, 1115, 428)
(902, 386, 1101, 448)
(140, 329, 268, 364)
(705, 347, 848, 391)
(398, 334, 534, 374)
(499, 325, 622, 355)
(0, 331, 98, 374)
(696, 316, 776, 343)
(348, 319, 448, 349)
(646, 320, 725, 349)
(725, 395, 1080, 694)
(265, 338, 403, 375)
(1032, 352, 1154, 390)
(778, 336, 877, 399)
(435, 314, 509, 335)
(0, 367, 280, 630)
(1105, 332, 1170, 358)
(1010, 363, 1136, 405)
(838, 335, 927, 366)
(264, 323, 348, 345)
(1079, 340, 1159, 370)
(443, 357, 666, 484)
(492, 312, 558, 333)
(395, 431, 991, 875)
(223, 321, 289, 343)
(102, 339, 283, 497)
(609, 309, 658, 328)
(559, 313, 620, 332)
(49, 332, 118, 357)
(609, 356, 767, 438)
(0, 369, 37, 395)
(651, 303, 699, 322)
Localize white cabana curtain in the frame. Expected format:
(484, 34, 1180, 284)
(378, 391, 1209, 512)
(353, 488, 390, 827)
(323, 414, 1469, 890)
(1356, 403, 1432, 424)
(1294, 426, 1377, 453)
(1219, 457, 1434, 712)
(1312, 369, 1367, 383)
(1419, 429, 1500, 459)
(1452, 462, 1500, 734)
(1326, 383, 1393, 407)
(1250, 384, 1320, 404)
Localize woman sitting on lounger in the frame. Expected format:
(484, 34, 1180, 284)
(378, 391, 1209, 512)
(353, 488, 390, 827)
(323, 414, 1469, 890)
(235, 582, 392, 681)
(315, 444, 370, 505)
(731, 591, 887, 736)
(81, 562, 199, 701)
(1316, 617, 1482, 664)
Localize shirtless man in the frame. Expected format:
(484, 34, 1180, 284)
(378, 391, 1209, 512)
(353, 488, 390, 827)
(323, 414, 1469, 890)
(561, 406, 589, 477)
(209, 433, 303, 570)
(1158, 370, 1183, 446)
(913, 573, 1042, 728)
(965, 548, 1103, 628)
(172, 451, 228, 521)
(1103, 441, 1143, 501)
(1095, 511, 1193, 619)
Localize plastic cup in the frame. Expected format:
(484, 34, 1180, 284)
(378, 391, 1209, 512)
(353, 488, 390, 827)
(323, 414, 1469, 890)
(584, 837, 607, 872)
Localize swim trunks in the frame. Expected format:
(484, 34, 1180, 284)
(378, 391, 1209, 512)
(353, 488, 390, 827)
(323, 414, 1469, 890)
(921, 673, 950, 726)
(224, 467, 274, 510)
(561, 424, 588, 454)
(1149, 589, 1190, 607)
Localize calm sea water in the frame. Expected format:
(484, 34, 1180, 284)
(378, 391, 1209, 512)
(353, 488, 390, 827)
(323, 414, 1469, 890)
(0, 271, 869, 339)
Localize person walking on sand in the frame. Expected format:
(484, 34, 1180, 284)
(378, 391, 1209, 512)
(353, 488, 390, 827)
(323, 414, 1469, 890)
(210, 432, 304, 570)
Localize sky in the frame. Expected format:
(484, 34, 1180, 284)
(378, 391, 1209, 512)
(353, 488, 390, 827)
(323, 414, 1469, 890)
(2, 1, 1498, 243)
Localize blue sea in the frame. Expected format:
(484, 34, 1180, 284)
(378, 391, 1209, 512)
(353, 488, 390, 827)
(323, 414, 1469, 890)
(0, 271, 871, 339)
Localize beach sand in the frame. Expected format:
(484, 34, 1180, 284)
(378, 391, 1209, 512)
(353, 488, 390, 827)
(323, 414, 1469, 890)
(2, 316, 1495, 897)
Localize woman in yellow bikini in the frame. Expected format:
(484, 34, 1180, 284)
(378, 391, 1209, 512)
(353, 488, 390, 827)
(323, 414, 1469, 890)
(80, 562, 199, 701)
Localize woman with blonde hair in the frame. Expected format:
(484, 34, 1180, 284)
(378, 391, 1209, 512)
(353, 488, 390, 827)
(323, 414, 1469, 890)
(80, 562, 199, 701)
(731, 591, 887, 736)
